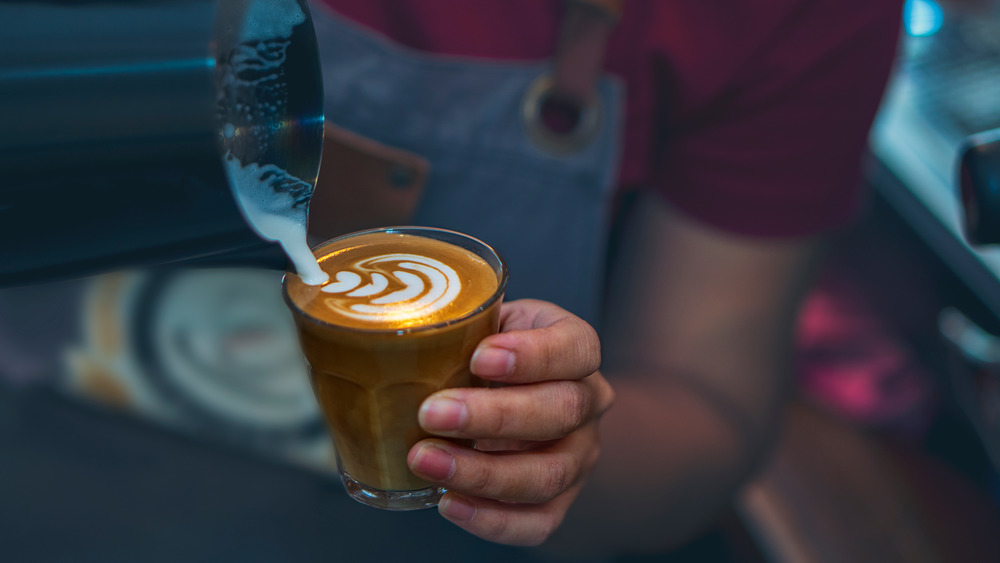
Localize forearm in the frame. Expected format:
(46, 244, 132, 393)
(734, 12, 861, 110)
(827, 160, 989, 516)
(540, 194, 816, 556)
(547, 368, 782, 556)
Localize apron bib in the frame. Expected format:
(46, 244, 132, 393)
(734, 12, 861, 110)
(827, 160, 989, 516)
(310, 3, 624, 327)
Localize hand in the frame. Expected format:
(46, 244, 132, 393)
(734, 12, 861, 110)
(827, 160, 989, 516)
(407, 299, 614, 546)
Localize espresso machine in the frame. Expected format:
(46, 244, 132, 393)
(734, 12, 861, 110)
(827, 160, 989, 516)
(0, 0, 324, 286)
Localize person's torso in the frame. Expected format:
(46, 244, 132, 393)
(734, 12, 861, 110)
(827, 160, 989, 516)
(309, 1, 626, 325)
(312, 0, 853, 197)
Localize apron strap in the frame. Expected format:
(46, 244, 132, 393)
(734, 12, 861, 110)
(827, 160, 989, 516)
(522, 0, 622, 155)
(552, 0, 623, 103)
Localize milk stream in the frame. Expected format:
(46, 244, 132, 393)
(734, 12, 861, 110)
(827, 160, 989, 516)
(223, 153, 328, 285)
(219, 1, 327, 286)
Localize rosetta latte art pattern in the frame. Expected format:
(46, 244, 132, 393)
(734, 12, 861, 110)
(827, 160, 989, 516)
(320, 254, 462, 322)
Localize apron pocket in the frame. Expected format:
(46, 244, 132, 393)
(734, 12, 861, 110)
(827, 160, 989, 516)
(307, 123, 430, 242)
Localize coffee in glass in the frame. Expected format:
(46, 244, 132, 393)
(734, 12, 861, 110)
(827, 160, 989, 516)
(283, 227, 507, 510)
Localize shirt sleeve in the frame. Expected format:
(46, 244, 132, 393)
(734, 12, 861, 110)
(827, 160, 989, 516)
(652, 0, 904, 238)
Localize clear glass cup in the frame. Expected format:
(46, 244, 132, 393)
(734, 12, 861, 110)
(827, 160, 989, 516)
(282, 227, 507, 510)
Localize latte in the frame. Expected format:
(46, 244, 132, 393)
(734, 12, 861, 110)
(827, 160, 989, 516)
(283, 227, 506, 510)
(285, 231, 498, 329)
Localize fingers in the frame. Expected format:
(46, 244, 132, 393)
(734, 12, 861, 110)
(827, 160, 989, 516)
(436, 486, 581, 547)
(420, 299, 608, 546)
(419, 377, 614, 441)
(471, 299, 602, 384)
(408, 427, 599, 504)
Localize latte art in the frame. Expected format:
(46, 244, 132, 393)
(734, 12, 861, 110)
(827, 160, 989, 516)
(285, 231, 500, 330)
(320, 254, 461, 322)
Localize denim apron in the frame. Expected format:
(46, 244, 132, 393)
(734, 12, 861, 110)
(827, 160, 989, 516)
(311, 3, 624, 327)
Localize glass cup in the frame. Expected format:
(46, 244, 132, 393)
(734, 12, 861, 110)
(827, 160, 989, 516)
(282, 227, 507, 510)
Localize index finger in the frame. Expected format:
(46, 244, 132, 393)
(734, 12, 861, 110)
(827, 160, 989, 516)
(470, 299, 601, 383)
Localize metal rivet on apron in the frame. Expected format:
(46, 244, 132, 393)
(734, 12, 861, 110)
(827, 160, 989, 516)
(387, 163, 416, 189)
(521, 74, 603, 156)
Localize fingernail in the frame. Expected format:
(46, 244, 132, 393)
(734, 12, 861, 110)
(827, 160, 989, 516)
(471, 346, 514, 378)
(440, 496, 476, 523)
(410, 444, 455, 481)
(420, 397, 467, 432)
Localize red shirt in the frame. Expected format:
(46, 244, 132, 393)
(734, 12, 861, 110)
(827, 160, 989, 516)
(315, 0, 903, 237)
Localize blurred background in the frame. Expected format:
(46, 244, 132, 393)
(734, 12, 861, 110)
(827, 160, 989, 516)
(2, 0, 1000, 561)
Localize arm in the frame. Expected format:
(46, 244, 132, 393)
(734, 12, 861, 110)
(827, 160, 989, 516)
(557, 0, 903, 546)
(406, 189, 820, 553)
(555, 190, 820, 554)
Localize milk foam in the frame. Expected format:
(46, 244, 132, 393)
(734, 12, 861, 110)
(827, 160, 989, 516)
(320, 253, 462, 323)
(224, 153, 328, 285)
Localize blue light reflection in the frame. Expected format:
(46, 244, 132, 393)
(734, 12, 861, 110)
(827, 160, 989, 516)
(904, 0, 944, 37)
(0, 58, 216, 82)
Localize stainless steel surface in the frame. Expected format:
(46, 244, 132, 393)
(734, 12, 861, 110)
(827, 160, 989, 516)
(0, 0, 324, 285)
(869, 13, 1000, 318)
